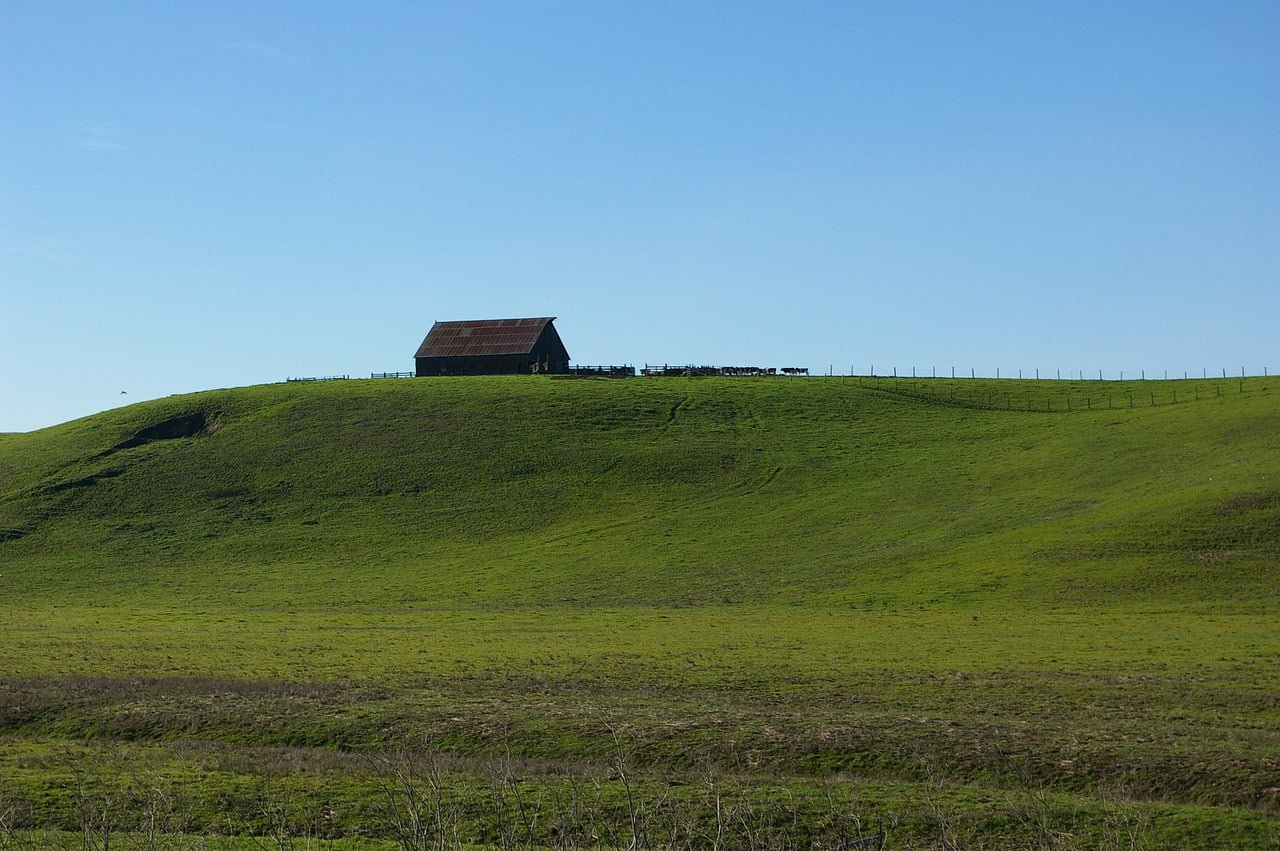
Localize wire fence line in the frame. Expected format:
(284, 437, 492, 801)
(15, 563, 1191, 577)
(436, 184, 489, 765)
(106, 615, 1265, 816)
(285, 374, 351, 382)
(854, 373, 1273, 413)
(854, 366, 1270, 381)
(296, 367, 1275, 402)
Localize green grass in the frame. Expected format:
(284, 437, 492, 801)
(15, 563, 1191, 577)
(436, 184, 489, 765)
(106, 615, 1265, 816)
(1, 375, 1277, 847)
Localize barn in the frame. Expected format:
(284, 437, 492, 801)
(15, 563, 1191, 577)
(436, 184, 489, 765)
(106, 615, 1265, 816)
(413, 317, 571, 376)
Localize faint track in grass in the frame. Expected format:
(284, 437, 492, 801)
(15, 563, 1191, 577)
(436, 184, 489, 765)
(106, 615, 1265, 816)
(660, 395, 688, 433)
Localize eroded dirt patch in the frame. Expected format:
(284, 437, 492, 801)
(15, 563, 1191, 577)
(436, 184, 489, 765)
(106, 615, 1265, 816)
(108, 411, 209, 453)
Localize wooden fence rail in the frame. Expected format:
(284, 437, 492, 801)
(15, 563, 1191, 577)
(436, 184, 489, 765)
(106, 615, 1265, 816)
(568, 365, 636, 377)
(641, 364, 802, 377)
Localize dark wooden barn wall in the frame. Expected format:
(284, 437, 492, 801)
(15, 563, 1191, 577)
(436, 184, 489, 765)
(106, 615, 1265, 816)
(415, 354, 525, 376)
(529, 324, 570, 372)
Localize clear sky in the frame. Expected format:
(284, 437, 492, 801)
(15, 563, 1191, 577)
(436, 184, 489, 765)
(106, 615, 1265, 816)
(2, 2, 1277, 432)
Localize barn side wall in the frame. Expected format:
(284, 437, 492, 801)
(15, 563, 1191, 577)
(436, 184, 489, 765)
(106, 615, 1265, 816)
(415, 355, 530, 376)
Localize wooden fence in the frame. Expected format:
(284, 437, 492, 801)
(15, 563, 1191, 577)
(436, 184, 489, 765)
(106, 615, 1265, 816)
(568, 365, 636, 377)
(640, 364, 810, 377)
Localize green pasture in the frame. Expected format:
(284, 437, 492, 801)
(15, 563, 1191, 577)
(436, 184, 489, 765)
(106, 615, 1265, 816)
(0, 375, 1277, 847)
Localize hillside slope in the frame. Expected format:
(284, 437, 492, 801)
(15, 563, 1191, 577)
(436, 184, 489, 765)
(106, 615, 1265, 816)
(2, 377, 1279, 845)
(1, 376, 1276, 612)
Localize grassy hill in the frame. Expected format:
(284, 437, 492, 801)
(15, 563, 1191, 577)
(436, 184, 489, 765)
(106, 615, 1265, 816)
(1, 376, 1277, 847)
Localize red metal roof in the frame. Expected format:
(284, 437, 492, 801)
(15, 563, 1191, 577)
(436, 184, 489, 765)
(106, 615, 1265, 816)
(414, 317, 558, 358)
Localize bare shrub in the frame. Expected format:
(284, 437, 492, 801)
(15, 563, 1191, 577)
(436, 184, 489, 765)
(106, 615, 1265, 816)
(1099, 786, 1151, 851)
(366, 749, 461, 851)
(0, 795, 34, 851)
(72, 766, 124, 851)
(914, 756, 973, 851)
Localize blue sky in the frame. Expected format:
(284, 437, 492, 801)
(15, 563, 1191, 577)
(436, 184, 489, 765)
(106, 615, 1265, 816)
(2, 2, 1277, 432)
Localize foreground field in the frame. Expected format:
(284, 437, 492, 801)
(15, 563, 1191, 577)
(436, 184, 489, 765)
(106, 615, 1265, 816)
(1, 376, 1277, 847)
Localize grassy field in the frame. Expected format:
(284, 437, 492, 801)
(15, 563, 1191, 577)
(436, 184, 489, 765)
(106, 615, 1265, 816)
(0, 375, 1277, 848)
